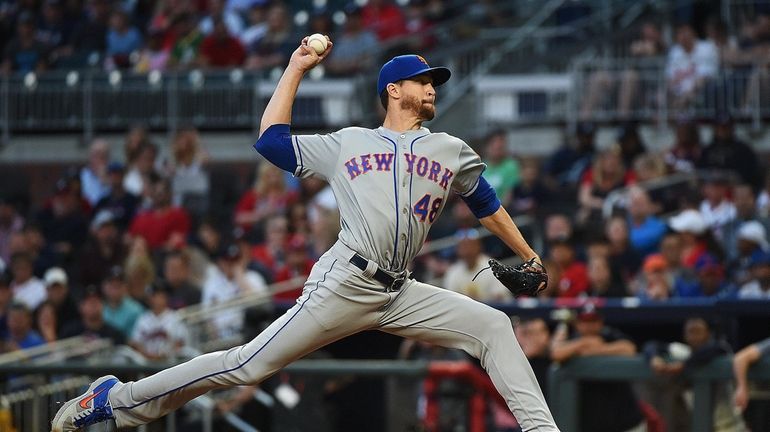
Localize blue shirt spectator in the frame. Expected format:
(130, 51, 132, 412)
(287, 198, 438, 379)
(627, 186, 667, 256)
(4, 303, 45, 352)
(106, 9, 142, 69)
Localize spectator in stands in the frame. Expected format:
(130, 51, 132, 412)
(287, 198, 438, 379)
(325, 4, 378, 77)
(124, 238, 156, 303)
(9, 252, 46, 310)
(133, 26, 169, 73)
(273, 236, 314, 302)
(123, 141, 158, 199)
(729, 221, 769, 286)
(94, 162, 140, 230)
(514, 318, 552, 400)
(43, 266, 78, 332)
(0, 272, 11, 338)
(543, 213, 573, 244)
(130, 281, 188, 360)
(235, 163, 297, 235)
(80, 210, 126, 288)
(251, 215, 289, 279)
(403, 0, 436, 51)
(700, 115, 761, 189)
(666, 23, 719, 109)
(60, 284, 125, 345)
(669, 208, 724, 268)
(168, 12, 204, 70)
(239, 2, 267, 49)
(627, 186, 666, 256)
(123, 124, 151, 173)
(615, 122, 647, 168)
(675, 253, 732, 298)
(361, 0, 407, 43)
(167, 126, 210, 217)
(200, 0, 243, 37)
(737, 250, 770, 299)
(244, 3, 295, 72)
(80, 138, 111, 206)
(37, 177, 90, 266)
(105, 8, 143, 70)
(545, 121, 596, 188)
(550, 303, 645, 432)
(0, 197, 24, 265)
(646, 317, 745, 431)
(580, 22, 666, 118)
(586, 255, 626, 297)
(162, 250, 201, 309)
(659, 231, 690, 281)
(481, 129, 519, 206)
(68, 0, 111, 67)
(634, 253, 673, 301)
(578, 147, 634, 229)
(129, 177, 191, 251)
(547, 238, 588, 298)
(722, 185, 770, 260)
(2, 303, 44, 352)
(198, 16, 246, 68)
(35, 300, 57, 343)
(37, 0, 75, 67)
(101, 265, 145, 337)
(508, 158, 547, 216)
(287, 202, 310, 240)
(203, 243, 267, 337)
(19, 224, 56, 277)
(665, 118, 701, 174)
(699, 173, 737, 240)
(633, 153, 667, 183)
(606, 216, 642, 282)
(443, 229, 512, 302)
(733, 336, 770, 432)
(1, 11, 48, 74)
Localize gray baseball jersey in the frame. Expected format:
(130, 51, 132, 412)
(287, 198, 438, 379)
(103, 126, 559, 431)
(292, 126, 483, 272)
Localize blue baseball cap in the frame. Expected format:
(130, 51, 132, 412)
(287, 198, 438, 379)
(377, 55, 451, 96)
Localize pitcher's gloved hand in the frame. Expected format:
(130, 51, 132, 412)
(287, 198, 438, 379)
(489, 257, 548, 297)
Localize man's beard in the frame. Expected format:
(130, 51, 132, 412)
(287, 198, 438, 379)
(400, 94, 435, 120)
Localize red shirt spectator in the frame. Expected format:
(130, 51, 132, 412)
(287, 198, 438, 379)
(198, 17, 246, 68)
(250, 215, 290, 278)
(549, 239, 589, 298)
(129, 179, 191, 250)
(361, 0, 407, 42)
(273, 236, 314, 301)
(235, 163, 297, 232)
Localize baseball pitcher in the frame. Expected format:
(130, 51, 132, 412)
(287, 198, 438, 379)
(52, 36, 559, 431)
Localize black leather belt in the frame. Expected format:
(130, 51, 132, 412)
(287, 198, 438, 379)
(349, 253, 407, 292)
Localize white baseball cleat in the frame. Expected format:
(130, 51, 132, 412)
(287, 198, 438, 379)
(51, 375, 120, 431)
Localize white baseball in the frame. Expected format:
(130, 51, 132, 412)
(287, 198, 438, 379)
(307, 33, 328, 55)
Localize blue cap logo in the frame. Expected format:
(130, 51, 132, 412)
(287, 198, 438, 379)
(377, 55, 451, 96)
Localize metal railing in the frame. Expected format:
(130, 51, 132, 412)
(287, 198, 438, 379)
(0, 71, 366, 142)
(549, 356, 770, 432)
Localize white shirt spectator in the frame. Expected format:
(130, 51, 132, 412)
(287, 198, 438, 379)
(123, 167, 144, 196)
(171, 161, 210, 207)
(443, 254, 512, 302)
(11, 277, 46, 310)
(700, 199, 737, 236)
(202, 264, 267, 337)
(130, 309, 189, 358)
(666, 40, 719, 96)
(737, 280, 770, 299)
(199, 11, 244, 36)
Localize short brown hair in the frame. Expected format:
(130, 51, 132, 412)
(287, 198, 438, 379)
(379, 89, 388, 110)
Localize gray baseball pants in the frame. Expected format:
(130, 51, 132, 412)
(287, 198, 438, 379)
(109, 242, 559, 431)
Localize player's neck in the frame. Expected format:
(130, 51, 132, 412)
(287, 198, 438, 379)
(382, 112, 423, 132)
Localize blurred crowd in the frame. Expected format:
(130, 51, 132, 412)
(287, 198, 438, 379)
(0, 0, 511, 76)
(580, 12, 770, 118)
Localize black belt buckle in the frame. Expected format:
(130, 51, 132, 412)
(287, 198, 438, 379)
(388, 274, 407, 293)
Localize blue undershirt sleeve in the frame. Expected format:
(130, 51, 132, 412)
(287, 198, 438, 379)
(253, 124, 296, 173)
(460, 176, 501, 219)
